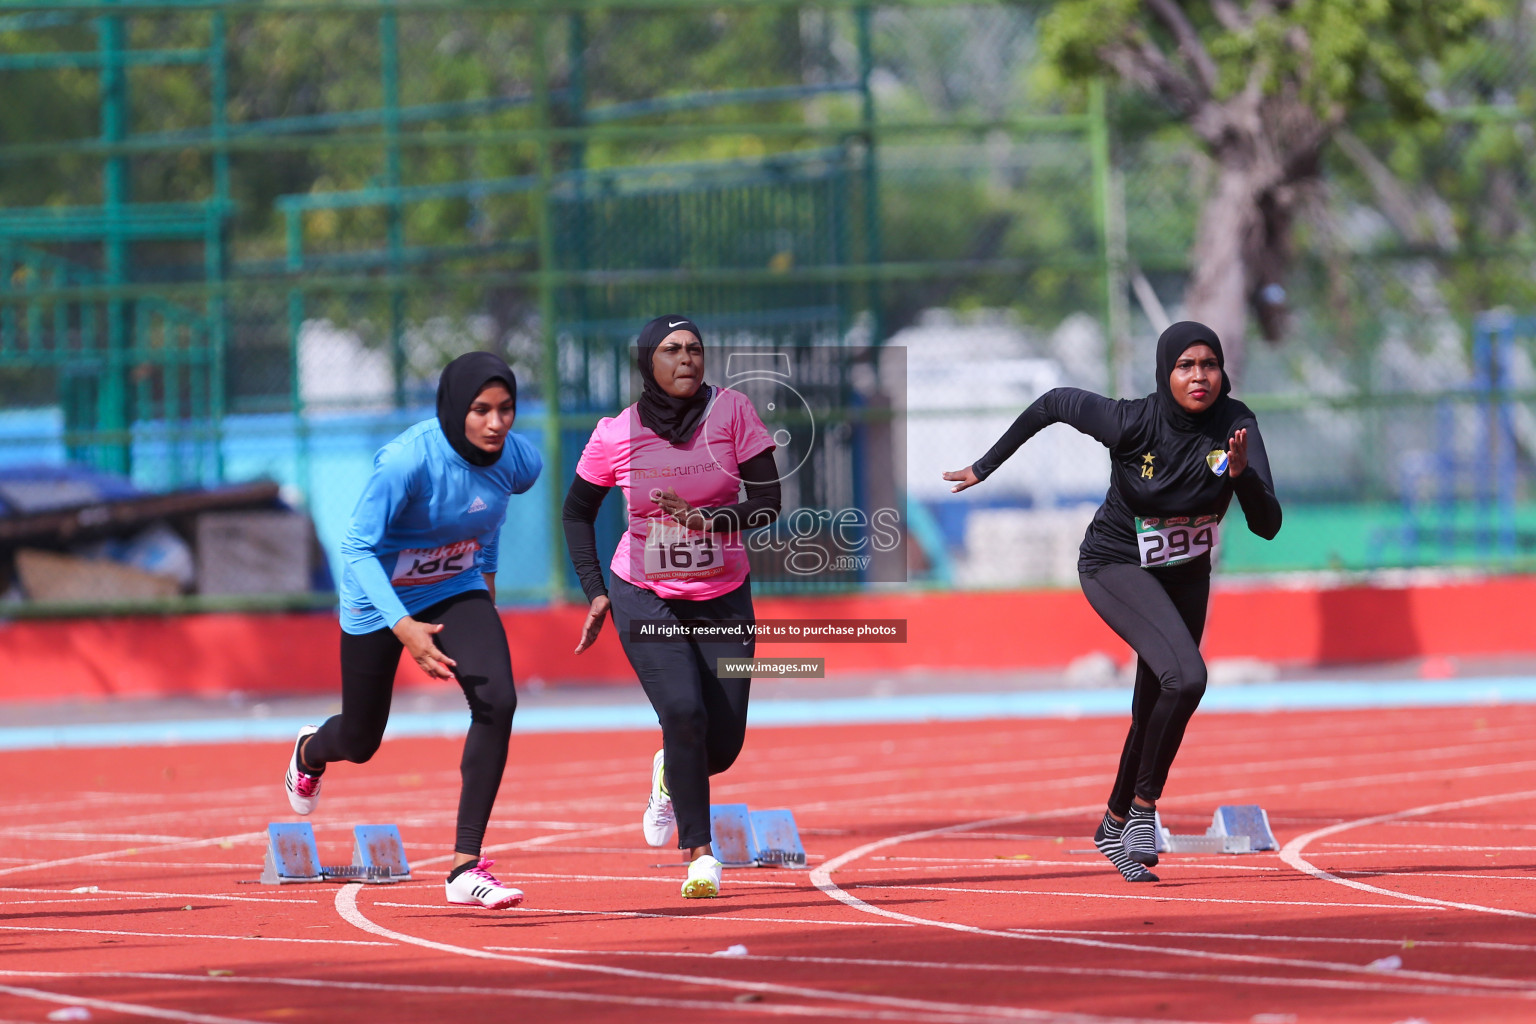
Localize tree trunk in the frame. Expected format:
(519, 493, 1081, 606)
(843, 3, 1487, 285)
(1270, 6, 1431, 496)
(1184, 158, 1263, 375)
(1178, 77, 1330, 374)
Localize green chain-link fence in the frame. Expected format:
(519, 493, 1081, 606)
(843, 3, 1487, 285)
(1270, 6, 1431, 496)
(3, 1, 1536, 605)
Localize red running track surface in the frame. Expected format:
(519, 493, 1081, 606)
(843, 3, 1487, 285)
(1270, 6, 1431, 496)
(3, 705, 1536, 1023)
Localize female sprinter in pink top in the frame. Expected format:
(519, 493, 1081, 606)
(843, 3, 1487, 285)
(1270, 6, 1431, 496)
(562, 315, 781, 898)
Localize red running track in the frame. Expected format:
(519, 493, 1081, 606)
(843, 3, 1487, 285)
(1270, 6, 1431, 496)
(3, 704, 1536, 1023)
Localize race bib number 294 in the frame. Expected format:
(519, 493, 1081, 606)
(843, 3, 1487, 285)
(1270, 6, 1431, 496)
(1135, 515, 1219, 568)
(391, 538, 481, 587)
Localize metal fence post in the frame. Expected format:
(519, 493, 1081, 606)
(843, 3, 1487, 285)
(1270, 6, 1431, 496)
(382, 8, 408, 410)
(208, 10, 230, 483)
(532, 11, 566, 603)
(99, 0, 131, 475)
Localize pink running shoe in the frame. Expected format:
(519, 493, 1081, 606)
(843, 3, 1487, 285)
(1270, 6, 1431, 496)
(445, 858, 525, 909)
(284, 725, 323, 815)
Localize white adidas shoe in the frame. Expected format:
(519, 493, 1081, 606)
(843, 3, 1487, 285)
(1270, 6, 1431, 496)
(284, 725, 323, 815)
(641, 748, 676, 848)
(682, 853, 722, 899)
(445, 858, 524, 909)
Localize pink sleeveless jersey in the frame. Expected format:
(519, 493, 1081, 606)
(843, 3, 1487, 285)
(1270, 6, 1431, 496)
(574, 386, 774, 600)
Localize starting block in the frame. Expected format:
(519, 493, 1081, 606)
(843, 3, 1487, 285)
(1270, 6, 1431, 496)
(261, 823, 323, 884)
(1209, 804, 1277, 851)
(259, 823, 410, 884)
(352, 824, 412, 880)
(709, 804, 807, 868)
(1154, 805, 1275, 855)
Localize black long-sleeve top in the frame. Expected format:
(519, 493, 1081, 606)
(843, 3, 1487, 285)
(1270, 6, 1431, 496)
(561, 449, 782, 603)
(972, 388, 1281, 574)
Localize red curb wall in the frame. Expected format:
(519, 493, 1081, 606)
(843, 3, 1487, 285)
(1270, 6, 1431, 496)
(2, 576, 1533, 702)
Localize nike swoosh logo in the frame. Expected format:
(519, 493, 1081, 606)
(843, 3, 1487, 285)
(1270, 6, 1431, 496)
(669, 320, 687, 328)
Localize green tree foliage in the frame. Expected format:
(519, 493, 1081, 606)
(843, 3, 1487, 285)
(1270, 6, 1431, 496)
(1040, 0, 1499, 359)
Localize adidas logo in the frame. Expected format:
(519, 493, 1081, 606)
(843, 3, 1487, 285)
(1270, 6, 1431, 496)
(467, 496, 488, 513)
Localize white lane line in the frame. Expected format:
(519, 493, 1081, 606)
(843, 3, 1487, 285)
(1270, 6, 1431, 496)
(807, 812, 1536, 995)
(1, 886, 322, 906)
(0, 983, 257, 1024)
(409, 823, 633, 869)
(487, 871, 798, 887)
(727, 732, 1536, 806)
(0, 969, 1097, 1024)
(0, 832, 197, 843)
(1009, 928, 1536, 954)
(477, 945, 1536, 1001)
(0, 895, 320, 909)
(333, 884, 1205, 1024)
(1320, 843, 1536, 851)
(1335, 871, 1536, 882)
(0, 832, 264, 879)
(0, 924, 390, 946)
(797, 755, 1536, 816)
(1279, 789, 1536, 919)
(1291, 850, 1504, 857)
(508, 846, 681, 856)
(371, 901, 913, 928)
(846, 883, 1438, 912)
(906, 833, 1066, 842)
(862, 858, 1283, 873)
(34, 861, 261, 871)
(1380, 819, 1536, 831)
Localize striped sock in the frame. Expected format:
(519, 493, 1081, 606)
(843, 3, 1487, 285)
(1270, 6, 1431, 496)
(1123, 804, 1159, 866)
(1094, 812, 1158, 883)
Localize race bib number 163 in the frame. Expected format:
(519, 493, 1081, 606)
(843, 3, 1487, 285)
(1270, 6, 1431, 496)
(1135, 515, 1219, 568)
(643, 519, 724, 581)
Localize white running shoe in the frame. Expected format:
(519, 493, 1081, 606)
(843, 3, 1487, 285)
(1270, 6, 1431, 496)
(445, 858, 525, 909)
(641, 748, 676, 848)
(284, 725, 323, 815)
(682, 854, 722, 899)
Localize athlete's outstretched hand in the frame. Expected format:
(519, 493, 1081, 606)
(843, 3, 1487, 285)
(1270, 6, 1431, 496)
(1227, 428, 1249, 478)
(575, 595, 611, 654)
(393, 617, 457, 680)
(942, 466, 980, 493)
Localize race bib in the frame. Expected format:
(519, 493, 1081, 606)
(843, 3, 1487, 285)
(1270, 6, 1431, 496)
(1135, 515, 1219, 568)
(643, 518, 725, 581)
(391, 538, 481, 587)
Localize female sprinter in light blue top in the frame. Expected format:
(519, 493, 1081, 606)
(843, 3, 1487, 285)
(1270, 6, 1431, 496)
(281, 351, 541, 909)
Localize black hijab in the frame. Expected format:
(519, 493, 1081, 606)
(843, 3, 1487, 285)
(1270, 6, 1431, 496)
(437, 351, 516, 467)
(1154, 320, 1231, 431)
(635, 314, 712, 446)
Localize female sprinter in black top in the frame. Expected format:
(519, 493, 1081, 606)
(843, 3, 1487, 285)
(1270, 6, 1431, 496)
(945, 321, 1281, 882)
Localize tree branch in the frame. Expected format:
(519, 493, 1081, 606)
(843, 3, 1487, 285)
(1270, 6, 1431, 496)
(1210, 0, 1248, 32)
(1333, 129, 1458, 250)
(1099, 36, 1206, 117)
(1144, 0, 1219, 98)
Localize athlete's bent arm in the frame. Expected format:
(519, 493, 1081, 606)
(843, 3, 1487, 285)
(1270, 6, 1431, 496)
(1227, 421, 1282, 539)
(944, 387, 1126, 491)
(658, 449, 781, 533)
(562, 475, 613, 653)
(340, 450, 457, 679)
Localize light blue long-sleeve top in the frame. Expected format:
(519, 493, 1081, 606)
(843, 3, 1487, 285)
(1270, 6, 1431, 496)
(338, 418, 543, 635)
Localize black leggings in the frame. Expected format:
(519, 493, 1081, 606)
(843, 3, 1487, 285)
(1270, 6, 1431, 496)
(1079, 562, 1210, 818)
(302, 590, 516, 857)
(609, 575, 754, 850)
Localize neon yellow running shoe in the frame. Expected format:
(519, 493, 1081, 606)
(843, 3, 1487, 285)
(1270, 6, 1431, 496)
(682, 853, 721, 898)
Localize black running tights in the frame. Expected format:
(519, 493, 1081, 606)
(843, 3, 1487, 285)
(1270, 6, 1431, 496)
(303, 590, 516, 857)
(608, 575, 754, 850)
(1079, 563, 1210, 818)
